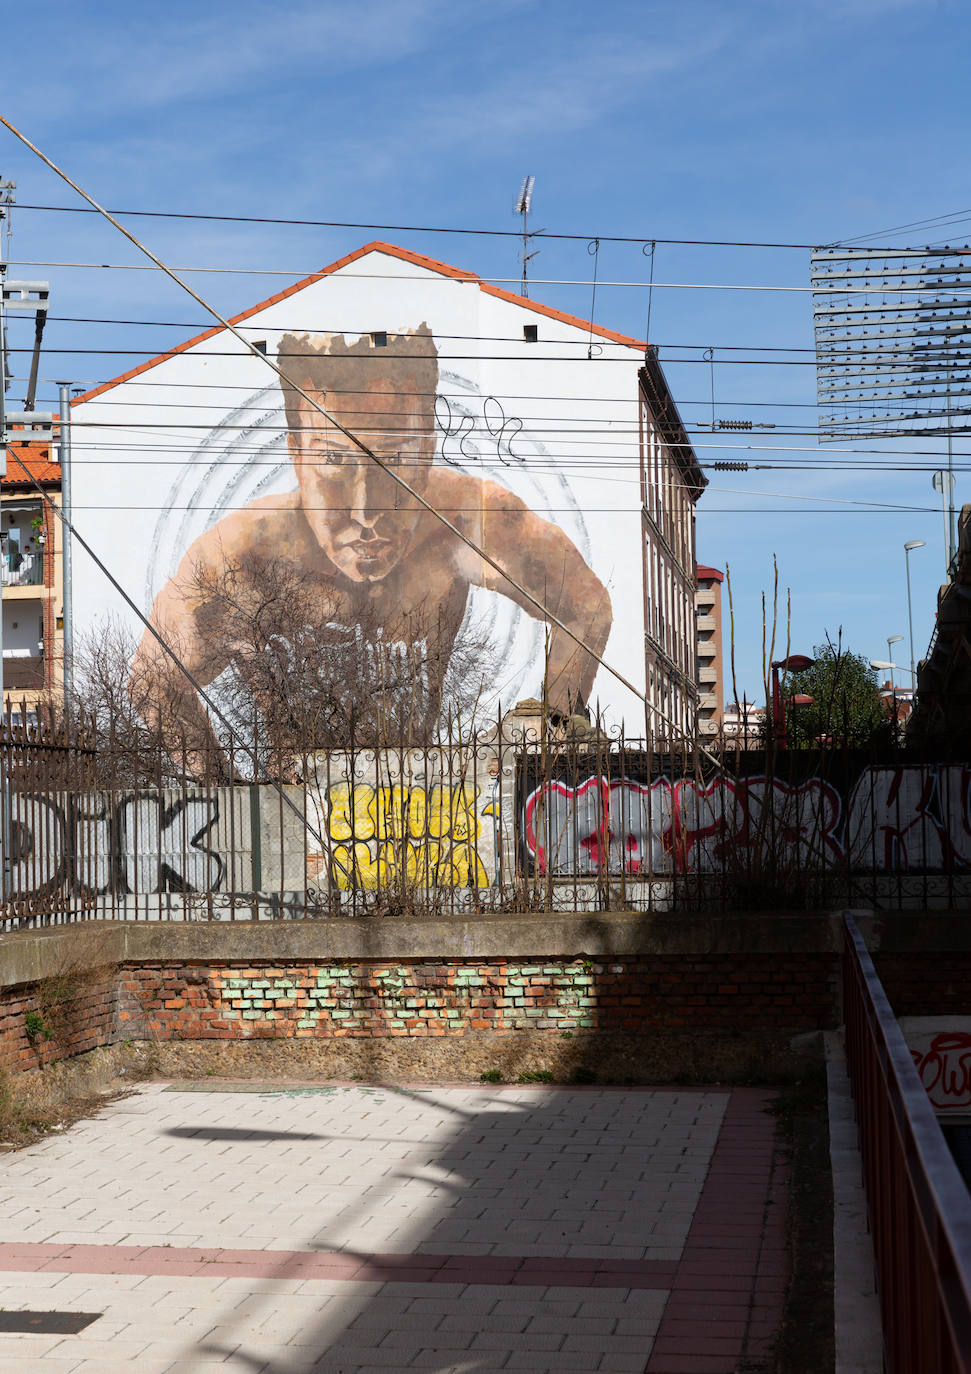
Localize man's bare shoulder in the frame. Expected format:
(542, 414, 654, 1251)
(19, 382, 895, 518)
(182, 491, 309, 567)
(423, 466, 528, 513)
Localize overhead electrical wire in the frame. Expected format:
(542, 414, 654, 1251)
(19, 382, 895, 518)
(3, 258, 932, 294)
(20, 199, 971, 258)
(7, 503, 941, 516)
(24, 445, 967, 472)
(1, 346, 829, 365)
(39, 314, 819, 353)
(10, 201, 826, 250)
(837, 206, 971, 247)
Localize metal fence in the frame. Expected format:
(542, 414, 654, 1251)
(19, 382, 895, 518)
(1, 709, 970, 924)
(842, 914, 971, 1373)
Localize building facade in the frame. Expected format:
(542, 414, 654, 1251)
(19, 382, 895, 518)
(1, 439, 63, 715)
(695, 564, 724, 738)
(638, 351, 707, 742)
(69, 242, 706, 745)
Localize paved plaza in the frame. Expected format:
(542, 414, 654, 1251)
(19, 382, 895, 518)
(0, 1081, 788, 1373)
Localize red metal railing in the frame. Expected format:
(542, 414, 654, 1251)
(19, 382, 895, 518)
(843, 913, 971, 1374)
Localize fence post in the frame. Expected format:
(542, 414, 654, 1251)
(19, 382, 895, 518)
(249, 782, 262, 896)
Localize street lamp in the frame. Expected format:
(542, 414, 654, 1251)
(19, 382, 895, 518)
(904, 539, 926, 685)
(886, 635, 903, 694)
(870, 658, 915, 739)
(869, 659, 915, 677)
(770, 654, 814, 749)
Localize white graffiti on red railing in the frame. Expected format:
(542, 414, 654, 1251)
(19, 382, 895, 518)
(523, 765, 971, 875)
(7, 793, 224, 896)
(911, 1032, 971, 1109)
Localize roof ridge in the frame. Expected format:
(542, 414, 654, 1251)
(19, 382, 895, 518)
(72, 240, 644, 406)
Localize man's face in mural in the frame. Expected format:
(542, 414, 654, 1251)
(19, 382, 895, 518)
(290, 380, 434, 583)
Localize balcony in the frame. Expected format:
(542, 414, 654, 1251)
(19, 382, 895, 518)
(1, 550, 43, 588)
(2, 655, 45, 690)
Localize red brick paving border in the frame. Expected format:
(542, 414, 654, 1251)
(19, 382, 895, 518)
(645, 1087, 789, 1374)
(0, 1240, 678, 1288)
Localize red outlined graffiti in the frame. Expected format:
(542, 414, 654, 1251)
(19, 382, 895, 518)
(911, 1032, 971, 1110)
(522, 774, 843, 876)
(847, 767, 944, 871)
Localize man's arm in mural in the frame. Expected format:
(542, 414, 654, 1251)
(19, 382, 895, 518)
(132, 530, 236, 773)
(450, 476, 613, 714)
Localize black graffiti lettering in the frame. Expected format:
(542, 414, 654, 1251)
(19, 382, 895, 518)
(118, 796, 224, 894)
(2, 792, 224, 900)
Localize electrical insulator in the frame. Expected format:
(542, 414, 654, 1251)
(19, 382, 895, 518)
(711, 461, 749, 471)
(716, 419, 754, 430)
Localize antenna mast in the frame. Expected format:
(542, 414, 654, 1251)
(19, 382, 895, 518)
(514, 175, 536, 297)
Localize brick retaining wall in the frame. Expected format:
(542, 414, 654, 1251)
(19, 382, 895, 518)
(0, 915, 966, 1082)
(0, 970, 118, 1075)
(116, 954, 840, 1042)
(874, 953, 971, 1018)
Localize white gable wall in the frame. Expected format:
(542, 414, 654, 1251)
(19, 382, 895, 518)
(71, 247, 648, 729)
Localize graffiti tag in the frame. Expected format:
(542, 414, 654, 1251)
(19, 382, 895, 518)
(911, 1032, 971, 1110)
(327, 782, 488, 888)
(523, 766, 971, 876)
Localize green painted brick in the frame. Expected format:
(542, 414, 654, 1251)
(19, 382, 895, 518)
(241, 1010, 262, 1020)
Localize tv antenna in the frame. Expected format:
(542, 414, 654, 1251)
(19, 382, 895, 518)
(514, 175, 539, 297)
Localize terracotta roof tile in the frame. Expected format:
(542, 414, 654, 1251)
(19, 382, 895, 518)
(3, 442, 60, 489)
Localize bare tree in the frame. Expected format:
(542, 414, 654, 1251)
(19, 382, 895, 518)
(65, 553, 500, 781)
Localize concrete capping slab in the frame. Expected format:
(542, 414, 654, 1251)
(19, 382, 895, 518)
(0, 907, 968, 993)
(0, 911, 853, 985)
(0, 923, 125, 989)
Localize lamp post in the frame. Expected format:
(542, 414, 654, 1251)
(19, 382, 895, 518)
(904, 539, 925, 685)
(886, 635, 903, 695)
(770, 654, 814, 749)
(870, 657, 913, 739)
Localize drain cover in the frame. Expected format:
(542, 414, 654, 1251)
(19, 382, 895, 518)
(0, 1311, 101, 1334)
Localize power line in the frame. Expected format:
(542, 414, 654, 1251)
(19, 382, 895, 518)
(14, 503, 942, 516)
(837, 206, 971, 247)
(0, 258, 901, 294)
(13, 201, 824, 250)
(41, 314, 818, 353)
(5, 346, 826, 365)
(21, 199, 971, 259)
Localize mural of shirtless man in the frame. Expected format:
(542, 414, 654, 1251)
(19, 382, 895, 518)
(134, 325, 612, 757)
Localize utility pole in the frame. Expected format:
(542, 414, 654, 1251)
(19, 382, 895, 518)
(57, 383, 73, 702)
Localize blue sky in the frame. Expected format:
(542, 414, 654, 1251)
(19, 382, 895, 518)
(1, 0, 967, 703)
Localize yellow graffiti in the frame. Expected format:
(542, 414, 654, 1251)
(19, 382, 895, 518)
(327, 783, 488, 889)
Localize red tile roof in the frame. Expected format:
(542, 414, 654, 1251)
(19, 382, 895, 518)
(3, 442, 60, 489)
(72, 241, 647, 407)
(696, 564, 725, 583)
